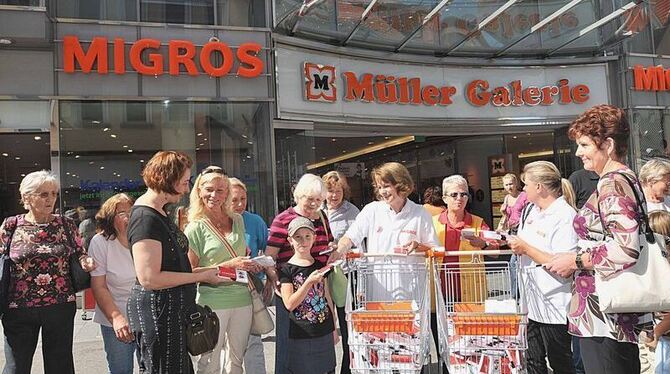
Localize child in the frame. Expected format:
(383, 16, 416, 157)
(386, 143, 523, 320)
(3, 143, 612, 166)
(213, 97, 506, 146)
(646, 210, 670, 374)
(279, 216, 338, 374)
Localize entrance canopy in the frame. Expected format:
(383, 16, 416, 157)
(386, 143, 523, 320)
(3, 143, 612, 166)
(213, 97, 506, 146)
(274, 0, 646, 57)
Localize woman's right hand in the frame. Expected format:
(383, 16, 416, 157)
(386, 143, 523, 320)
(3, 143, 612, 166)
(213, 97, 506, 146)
(111, 315, 134, 344)
(306, 269, 325, 285)
(225, 256, 259, 272)
(199, 268, 228, 285)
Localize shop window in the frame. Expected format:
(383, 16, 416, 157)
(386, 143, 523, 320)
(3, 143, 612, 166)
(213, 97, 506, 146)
(218, 0, 266, 27)
(54, 0, 138, 21)
(80, 101, 104, 128)
(1, 0, 41, 6)
(140, 0, 214, 25)
(58, 101, 274, 222)
(632, 110, 670, 168)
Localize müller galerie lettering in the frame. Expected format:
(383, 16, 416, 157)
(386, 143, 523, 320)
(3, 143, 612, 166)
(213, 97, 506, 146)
(303, 62, 591, 107)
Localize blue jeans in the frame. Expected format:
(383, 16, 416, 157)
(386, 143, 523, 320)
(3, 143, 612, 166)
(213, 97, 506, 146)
(100, 325, 136, 374)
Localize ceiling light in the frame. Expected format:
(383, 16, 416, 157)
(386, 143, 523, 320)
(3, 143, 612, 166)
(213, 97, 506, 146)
(1, 153, 7, 157)
(92, 120, 100, 124)
(163, 100, 170, 104)
(34, 136, 41, 141)
(100, 166, 105, 170)
(197, 133, 203, 136)
(247, 141, 253, 145)
(203, 138, 207, 141)
(89, 161, 95, 165)
(0, 38, 13, 45)
(123, 145, 128, 148)
(128, 149, 133, 153)
(20, 173, 25, 177)
(103, 127, 110, 132)
(110, 134, 117, 138)
(140, 159, 145, 163)
(14, 157, 20, 160)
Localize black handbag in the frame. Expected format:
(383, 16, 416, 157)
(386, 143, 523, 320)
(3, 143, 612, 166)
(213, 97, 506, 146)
(63, 218, 91, 292)
(0, 216, 18, 317)
(185, 304, 220, 356)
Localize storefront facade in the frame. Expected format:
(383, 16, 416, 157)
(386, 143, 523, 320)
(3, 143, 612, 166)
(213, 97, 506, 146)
(0, 1, 275, 220)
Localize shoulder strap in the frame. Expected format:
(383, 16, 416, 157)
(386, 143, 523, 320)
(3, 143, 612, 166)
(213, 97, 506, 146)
(318, 210, 330, 240)
(202, 218, 238, 259)
(152, 209, 191, 271)
(519, 202, 534, 231)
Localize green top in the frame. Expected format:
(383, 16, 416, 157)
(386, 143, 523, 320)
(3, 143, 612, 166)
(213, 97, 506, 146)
(185, 213, 252, 309)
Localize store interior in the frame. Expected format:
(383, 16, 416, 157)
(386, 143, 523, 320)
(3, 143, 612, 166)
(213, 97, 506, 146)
(275, 127, 577, 227)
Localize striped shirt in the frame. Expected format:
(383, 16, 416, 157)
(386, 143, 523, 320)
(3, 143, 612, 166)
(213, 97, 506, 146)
(268, 207, 333, 265)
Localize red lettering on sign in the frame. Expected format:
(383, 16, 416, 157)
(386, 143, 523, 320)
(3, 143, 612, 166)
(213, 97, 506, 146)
(64, 36, 108, 74)
(129, 39, 162, 76)
(168, 40, 197, 76)
(343, 72, 375, 102)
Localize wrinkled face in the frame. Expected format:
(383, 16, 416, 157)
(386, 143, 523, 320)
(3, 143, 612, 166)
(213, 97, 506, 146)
(288, 227, 315, 253)
(326, 185, 344, 208)
(114, 201, 132, 233)
(503, 179, 517, 194)
(198, 177, 228, 210)
(375, 178, 402, 206)
(230, 186, 247, 214)
(296, 194, 324, 216)
(575, 135, 609, 174)
(24, 182, 59, 215)
(647, 175, 670, 201)
(444, 184, 468, 213)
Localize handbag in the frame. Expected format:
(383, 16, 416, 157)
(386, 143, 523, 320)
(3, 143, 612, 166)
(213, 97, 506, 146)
(203, 218, 274, 335)
(0, 216, 18, 316)
(318, 210, 348, 307)
(185, 304, 221, 356)
(594, 172, 670, 313)
(63, 218, 91, 292)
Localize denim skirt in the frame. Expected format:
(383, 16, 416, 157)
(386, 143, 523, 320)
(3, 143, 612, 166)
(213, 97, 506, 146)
(288, 333, 336, 374)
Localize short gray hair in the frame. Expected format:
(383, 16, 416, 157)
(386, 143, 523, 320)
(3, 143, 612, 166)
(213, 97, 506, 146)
(640, 159, 670, 187)
(20, 170, 59, 209)
(293, 173, 326, 204)
(442, 175, 468, 195)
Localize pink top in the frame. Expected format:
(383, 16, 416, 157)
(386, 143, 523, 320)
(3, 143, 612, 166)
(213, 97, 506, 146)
(503, 191, 528, 229)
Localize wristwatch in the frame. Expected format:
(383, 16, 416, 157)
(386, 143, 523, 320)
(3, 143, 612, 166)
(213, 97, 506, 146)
(575, 252, 585, 270)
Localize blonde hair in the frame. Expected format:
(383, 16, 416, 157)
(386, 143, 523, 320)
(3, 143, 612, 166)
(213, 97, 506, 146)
(293, 174, 327, 204)
(649, 210, 670, 236)
(639, 159, 670, 187)
(442, 175, 468, 195)
(523, 161, 576, 207)
(20, 170, 59, 210)
(229, 177, 247, 192)
(371, 162, 414, 197)
(322, 171, 351, 200)
(188, 167, 232, 222)
(502, 173, 519, 188)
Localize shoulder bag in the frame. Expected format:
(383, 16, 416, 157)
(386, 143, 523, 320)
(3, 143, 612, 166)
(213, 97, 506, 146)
(62, 217, 91, 292)
(0, 216, 18, 316)
(594, 172, 670, 313)
(203, 218, 274, 335)
(159, 215, 220, 355)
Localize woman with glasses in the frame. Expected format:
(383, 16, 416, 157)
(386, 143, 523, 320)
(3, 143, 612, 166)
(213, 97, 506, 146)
(89, 193, 137, 374)
(127, 151, 224, 374)
(0, 170, 96, 374)
(265, 173, 334, 374)
(184, 166, 261, 374)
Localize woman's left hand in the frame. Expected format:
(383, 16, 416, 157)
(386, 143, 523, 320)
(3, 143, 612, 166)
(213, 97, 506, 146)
(544, 252, 578, 278)
(507, 236, 526, 255)
(80, 256, 96, 272)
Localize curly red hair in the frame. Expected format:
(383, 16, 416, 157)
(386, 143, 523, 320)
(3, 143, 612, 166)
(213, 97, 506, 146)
(568, 104, 629, 159)
(142, 151, 193, 195)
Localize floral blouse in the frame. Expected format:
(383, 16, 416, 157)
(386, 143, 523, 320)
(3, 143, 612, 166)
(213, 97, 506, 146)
(0, 215, 86, 309)
(569, 168, 653, 342)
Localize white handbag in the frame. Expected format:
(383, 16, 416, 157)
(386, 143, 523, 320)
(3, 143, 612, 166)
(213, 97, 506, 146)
(594, 172, 670, 313)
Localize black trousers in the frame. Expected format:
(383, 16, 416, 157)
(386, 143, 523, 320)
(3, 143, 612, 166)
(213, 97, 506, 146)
(336, 306, 351, 374)
(2, 302, 76, 374)
(578, 336, 640, 374)
(526, 319, 575, 374)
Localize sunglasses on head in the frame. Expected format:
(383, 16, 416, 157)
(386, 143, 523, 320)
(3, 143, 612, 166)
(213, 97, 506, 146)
(200, 167, 226, 177)
(446, 192, 469, 198)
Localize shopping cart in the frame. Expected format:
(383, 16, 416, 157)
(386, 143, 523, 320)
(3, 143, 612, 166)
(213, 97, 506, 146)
(433, 250, 528, 374)
(345, 252, 432, 374)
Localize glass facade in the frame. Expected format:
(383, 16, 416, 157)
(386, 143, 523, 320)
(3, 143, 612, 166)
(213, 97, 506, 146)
(58, 101, 275, 221)
(52, 0, 267, 27)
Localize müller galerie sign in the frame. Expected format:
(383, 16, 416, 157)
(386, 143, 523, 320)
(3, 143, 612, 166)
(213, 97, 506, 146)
(304, 62, 590, 108)
(62, 35, 264, 77)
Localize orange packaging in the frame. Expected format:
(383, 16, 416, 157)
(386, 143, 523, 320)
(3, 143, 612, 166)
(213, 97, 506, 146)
(452, 314, 520, 336)
(454, 303, 484, 313)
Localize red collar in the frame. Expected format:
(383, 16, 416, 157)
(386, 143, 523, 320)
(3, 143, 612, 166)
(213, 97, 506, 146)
(438, 211, 472, 229)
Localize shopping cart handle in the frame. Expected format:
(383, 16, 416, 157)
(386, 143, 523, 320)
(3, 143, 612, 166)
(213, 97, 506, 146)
(345, 251, 430, 259)
(430, 249, 514, 257)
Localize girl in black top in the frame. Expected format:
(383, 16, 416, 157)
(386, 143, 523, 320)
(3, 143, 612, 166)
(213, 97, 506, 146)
(126, 151, 223, 373)
(279, 216, 338, 374)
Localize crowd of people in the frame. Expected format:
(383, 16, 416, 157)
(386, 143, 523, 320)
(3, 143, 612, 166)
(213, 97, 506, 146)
(0, 103, 669, 374)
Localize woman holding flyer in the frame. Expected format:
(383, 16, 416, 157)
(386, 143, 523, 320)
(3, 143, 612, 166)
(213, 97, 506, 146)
(507, 161, 578, 374)
(185, 166, 262, 374)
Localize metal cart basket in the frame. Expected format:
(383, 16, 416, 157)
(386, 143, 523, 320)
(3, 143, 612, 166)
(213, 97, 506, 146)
(433, 250, 528, 374)
(345, 253, 432, 374)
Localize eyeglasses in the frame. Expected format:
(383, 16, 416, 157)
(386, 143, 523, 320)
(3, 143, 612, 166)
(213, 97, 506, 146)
(445, 192, 469, 199)
(200, 167, 226, 177)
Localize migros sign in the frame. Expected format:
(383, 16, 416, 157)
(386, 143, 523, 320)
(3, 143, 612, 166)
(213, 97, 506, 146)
(62, 35, 264, 78)
(304, 62, 591, 108)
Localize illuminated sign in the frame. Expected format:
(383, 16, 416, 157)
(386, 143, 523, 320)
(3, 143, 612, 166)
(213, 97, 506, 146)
(303, 62, 591, 107)
(63, 36, 264, 78)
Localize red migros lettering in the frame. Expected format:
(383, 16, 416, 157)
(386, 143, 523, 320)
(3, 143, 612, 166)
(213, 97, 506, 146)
(63, 35, 264, 78)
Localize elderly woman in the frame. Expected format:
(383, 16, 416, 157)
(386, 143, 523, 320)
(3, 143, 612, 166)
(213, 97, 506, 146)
(127, 151, 224, 374)
(545, 105, 653, 374)
(229, 177, 269, 374)
(265, 173, 334, 374)
(497, 173, 528, 234)
(89, 193, 137, 374)
(322, 170, 360, 374)
(0, 170, 96, 374)
(507, 161, 578, 374)
(640, 158, 670, 211)
(185, 167, 260, 374)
